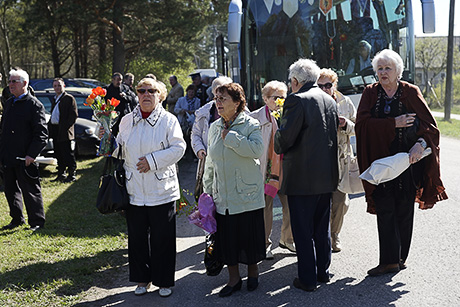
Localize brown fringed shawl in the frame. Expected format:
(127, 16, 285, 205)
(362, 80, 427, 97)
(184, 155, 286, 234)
(355, 81, 448, 214)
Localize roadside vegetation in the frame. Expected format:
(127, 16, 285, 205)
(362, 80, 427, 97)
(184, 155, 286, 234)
(0, 157, 127, 307)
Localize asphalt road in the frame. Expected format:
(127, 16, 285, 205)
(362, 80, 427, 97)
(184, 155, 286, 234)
(78, 136, 460, 307)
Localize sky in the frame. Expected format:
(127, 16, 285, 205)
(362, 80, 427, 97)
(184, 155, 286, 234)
(413, 0, 460, 36)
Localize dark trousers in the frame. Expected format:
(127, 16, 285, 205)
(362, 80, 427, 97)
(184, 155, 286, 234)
(288, 194, 332, 288)
(373, 186, 415, 264)
(126, 202, 176, 287)
(3, 165, 45, 227)
(54, 140, 76, 174)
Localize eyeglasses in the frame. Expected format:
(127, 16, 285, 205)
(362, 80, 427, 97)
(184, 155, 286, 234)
(215, 96, 229, 103)
(8, 79, 22, 84)
(137, 88, 157, 94)
(317, 82, 333, 90)
(269, 96, 285, 100)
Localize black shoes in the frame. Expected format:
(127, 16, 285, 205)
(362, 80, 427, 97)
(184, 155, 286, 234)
(247, 277, 259, 291)
(317, 274, 330, 283)
(367, 264, 400, 276)
(293, 278, 317, 292)
(1, 222, 24, 230)
(63, 176, 76, 183)
(219, 279, 242, 297)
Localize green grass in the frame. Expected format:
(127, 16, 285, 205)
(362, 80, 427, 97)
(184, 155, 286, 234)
(436, 118, 460, 139)
(430, 103, 460, 114)
(0, 157, 128, 306)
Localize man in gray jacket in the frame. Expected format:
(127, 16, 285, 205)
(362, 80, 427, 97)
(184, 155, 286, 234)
(274, 59, 339, 292)
(165, 75, 184, 115)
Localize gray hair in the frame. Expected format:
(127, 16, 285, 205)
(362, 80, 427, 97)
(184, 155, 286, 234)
(9, 69, 29, 85)
(288, 59, 321, 84)
(262, 80, 288, 98)
(359, 40, 372, 53)
(372, 49, 404, 79)
(211, 76, 233, 95)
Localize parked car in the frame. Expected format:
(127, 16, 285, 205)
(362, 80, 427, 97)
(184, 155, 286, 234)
(30, 78, 106, 91)
(35, 88, 94, 121)
(41, 113, 100, 157)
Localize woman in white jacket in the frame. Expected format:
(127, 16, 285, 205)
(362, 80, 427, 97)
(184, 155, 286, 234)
(191, 76, 233, 160)
(113, 78, 186, 297)
(318, 69, 357, 253)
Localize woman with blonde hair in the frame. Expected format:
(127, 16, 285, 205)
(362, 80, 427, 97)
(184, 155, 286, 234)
(250, 80, 295, 259)
(102, 78, 186, 297)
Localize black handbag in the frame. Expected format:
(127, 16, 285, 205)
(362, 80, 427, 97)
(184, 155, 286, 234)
(204, 233, 224, 276)
(194, 157, 205, 202)
(96, 147, 129, 214)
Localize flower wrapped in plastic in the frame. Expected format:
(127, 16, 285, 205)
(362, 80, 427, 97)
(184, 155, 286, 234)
(188, 193, 217, 234)
(84, 87, 121, 156)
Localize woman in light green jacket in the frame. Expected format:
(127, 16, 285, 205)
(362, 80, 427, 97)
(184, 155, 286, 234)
(203, 83, 265, 297)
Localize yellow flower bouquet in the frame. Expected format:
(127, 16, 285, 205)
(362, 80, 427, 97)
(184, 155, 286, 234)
(270, 97, 285, 120)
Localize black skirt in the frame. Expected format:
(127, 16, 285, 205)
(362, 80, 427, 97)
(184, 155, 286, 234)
(214, 208, 266, 266)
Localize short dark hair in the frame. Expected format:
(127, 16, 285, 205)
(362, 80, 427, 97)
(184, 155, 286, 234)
(112, 72, 122, 79)
(53, 77, 64, 83)
(216, 83, 246, 113)
(186, 84, 196, 92)
(170, 75, 177, 81)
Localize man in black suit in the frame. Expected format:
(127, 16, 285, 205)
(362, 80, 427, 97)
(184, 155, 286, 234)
(0, 69, 48, 231)
(274, 59, 339, 292)
(105, 72, 137, 136)
(48, 78, 78, 183)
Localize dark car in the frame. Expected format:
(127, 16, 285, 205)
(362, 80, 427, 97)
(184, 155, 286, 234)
(35, 88, 94, 121)
(42, 113, 100, 157)
(29, 78, 106, 91)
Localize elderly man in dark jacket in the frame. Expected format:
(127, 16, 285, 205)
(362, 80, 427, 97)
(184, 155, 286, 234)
(274, 59, 339, 292)
(0, 69, 48, 231)
(48, 78, 78, 183)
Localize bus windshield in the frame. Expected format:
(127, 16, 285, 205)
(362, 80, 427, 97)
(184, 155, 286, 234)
(242, 0, 413, 104)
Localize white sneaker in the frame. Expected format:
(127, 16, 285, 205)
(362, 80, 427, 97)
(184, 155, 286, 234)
(279, 240, 296, 253)
(266, 250, 274, 260)
(159, 288, 172, 297)
(134, 283, 150, 296)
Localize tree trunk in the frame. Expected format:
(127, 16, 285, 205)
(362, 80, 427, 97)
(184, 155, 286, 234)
(82, 24, 88, 77)
(444, 0, 455, 121)
(98, 23, 106, 64)
(112, 0, 125, 74)
(74, 28, 81, 78)
(0, 10, 11, 87)
(50, 32, 61, 77)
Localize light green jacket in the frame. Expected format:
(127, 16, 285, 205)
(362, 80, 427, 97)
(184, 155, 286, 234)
(203, 112, 265, 215)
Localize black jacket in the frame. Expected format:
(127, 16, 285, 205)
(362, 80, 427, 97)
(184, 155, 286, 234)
(0, 92, 48, 167)
(274, 82, 339, 195)
(48, 92, 78, 142)
(105, 83, 137, 136)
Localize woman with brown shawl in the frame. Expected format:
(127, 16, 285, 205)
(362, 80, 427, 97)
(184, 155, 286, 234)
(355, 49, 447, 276)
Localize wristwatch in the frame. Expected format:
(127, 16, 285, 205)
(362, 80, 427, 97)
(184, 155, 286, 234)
(417, 138, 427, 149)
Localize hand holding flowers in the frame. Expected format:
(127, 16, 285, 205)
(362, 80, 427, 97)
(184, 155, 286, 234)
(84, 87, 121, 156)
(271, 98, 285, 120)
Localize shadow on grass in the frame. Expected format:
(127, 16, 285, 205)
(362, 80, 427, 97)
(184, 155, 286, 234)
(0, 248, 128, 296)
(39, 157, 127, 238)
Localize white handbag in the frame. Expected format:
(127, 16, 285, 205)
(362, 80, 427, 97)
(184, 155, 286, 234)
(337, 139, 364, 194)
